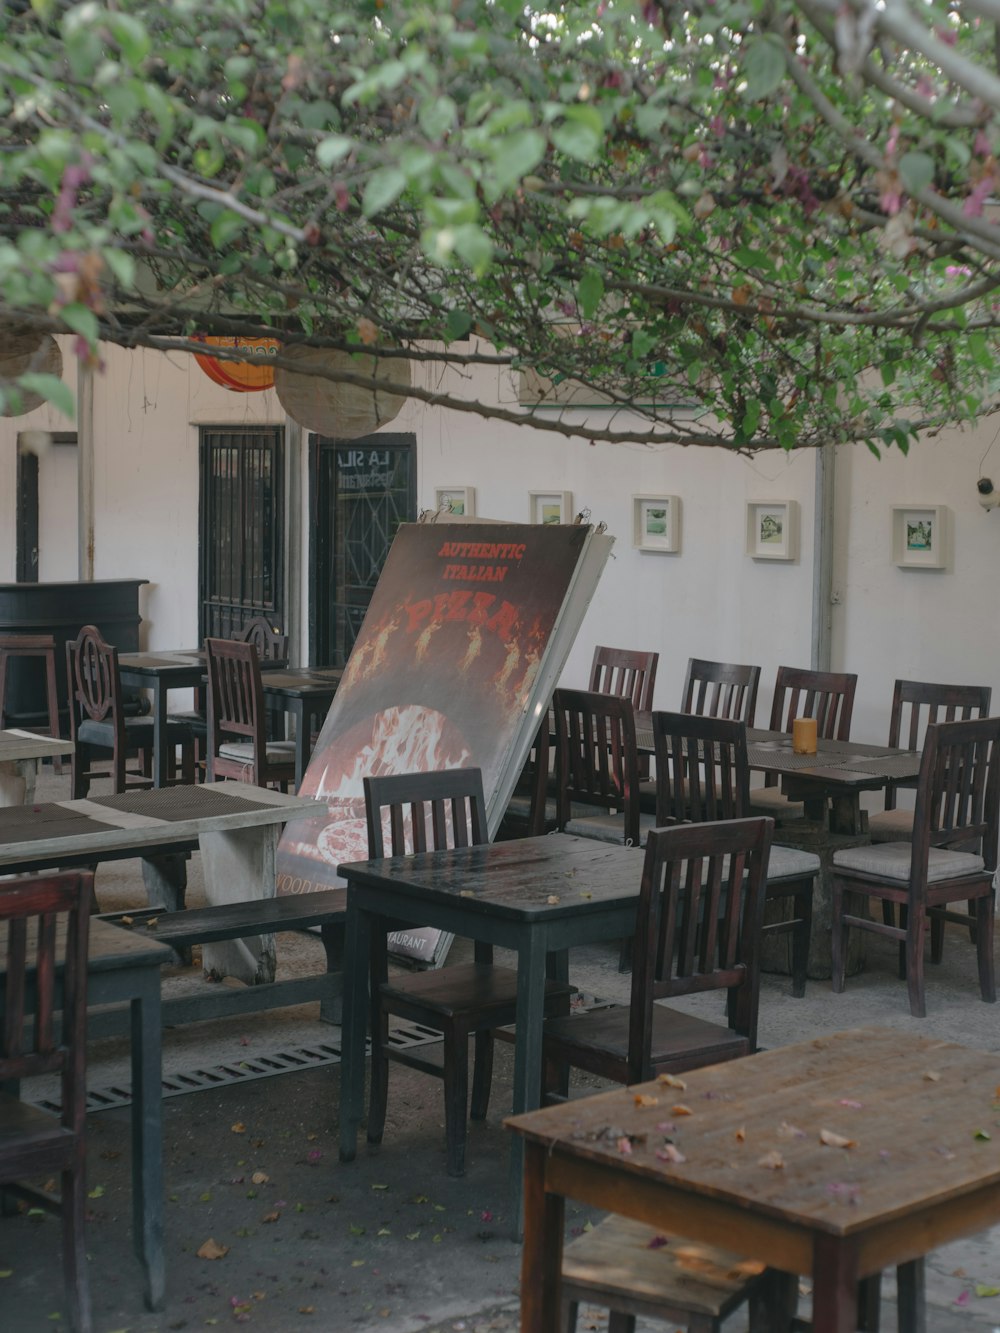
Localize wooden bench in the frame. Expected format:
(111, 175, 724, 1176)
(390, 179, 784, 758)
(92, 890, 346, 1038)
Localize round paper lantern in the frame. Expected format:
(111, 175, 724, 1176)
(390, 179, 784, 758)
(193, 335, 280, 391)
(274, 345, 411, 437)
(0, 331, 64, 416)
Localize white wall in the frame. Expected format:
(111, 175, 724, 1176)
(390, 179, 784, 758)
(1, 342, 997, 743)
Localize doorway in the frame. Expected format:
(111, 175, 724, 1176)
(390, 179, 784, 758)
(15, 432, 79, 582)
(310, 433, 416, 667)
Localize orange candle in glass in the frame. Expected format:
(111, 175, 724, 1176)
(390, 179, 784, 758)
(792, 716, 818, 755)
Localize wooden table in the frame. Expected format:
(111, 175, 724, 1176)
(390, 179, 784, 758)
(508, 1027, 1000, 1333)
(337, 834, 645, 1236)
(0, 915, 172, 1312)
(0, 728, 74, 805)
(258, 666, 343, 785)
(117, 650, 207, 788)
(0, 782, 320, 985)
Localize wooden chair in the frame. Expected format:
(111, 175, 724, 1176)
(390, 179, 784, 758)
(831, 716, 1000, 1017)
(0, 633, 63, 771)
(541, 816, 773, 1099)
(681, 657, 761, 724)
(653, 711, 819, 997)
(205, 637, 297, 789)
(66, 625, 195, 799)
(498, 715, 557, 839)
(749, 666, 858, 820)
(0, 870, 94, 1333)
(589, 645, 658, 711)
(363, 768, 574, 1177)
(553, 688, 649, 846)
(869, 679, 992, 843)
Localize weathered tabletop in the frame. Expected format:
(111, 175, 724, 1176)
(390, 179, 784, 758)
(0, 727, 74, 806)
(507, 1027, 1000, 1333)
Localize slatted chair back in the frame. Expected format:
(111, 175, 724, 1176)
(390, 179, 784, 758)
(0, 870, 94, 1333)
(681, 657, 761, 725)
(652, 710, 749, 826)
(205, 637, 296, 788)
(237, 617, 289, 662)
(629, 818, 772, 1073)
(884, 680, 992, 809)
(553, 687, 641, 844)
(66, 625, 120, 730)
(916, 717, 1000, 866)
(768, 665, 857, 740)
(364, 767, 488, 858)
(589, 645, 658, 712)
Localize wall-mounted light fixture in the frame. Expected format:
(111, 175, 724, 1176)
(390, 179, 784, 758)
(977, 477, 1000, 511)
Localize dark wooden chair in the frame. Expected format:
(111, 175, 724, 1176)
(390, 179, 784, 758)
(363, 767, 573, 1177)
(681, 656, 761, 724)
(653, 711, 818, 997)
(0, 633, 63, 771)
(870, 679, 992, 843)
(831, 716, 1000, 1017)
(67, 625, 195, 799)
(541, 816, 773, 1100)
(205, 637, 297, 789)
(589, 645, 658, 711)
(552, 688, 649, 846)
(497, 716, 557, 839)
(749, 666, 858, 820)
(0, 870, 94, 1333)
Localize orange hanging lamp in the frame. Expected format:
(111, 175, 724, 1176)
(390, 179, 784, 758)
(193, 335, 280, 391)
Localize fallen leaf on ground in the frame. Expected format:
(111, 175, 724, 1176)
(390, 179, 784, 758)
(735, 1126, 746, 1142)
(758, 1151, 785, 1169)
(633, 1093, 658, 1108)
(196, 1238, 229, 1260)
(657, 1074, 686, 1090)
(820, 1129, 856, 1149)
(251, 1172, 269, 1185)
(647, 1235, 669, 1249)
(778, 1122, 807, 1139)
(838, 1099, 863, 1109)
(924, 1071, 941, 1082)
(656, 1144, 686, 1164)
(974, 1129, 992, 1141)
(261, 1211, 281, 1223)
(975, 1284, 1000, 1297)
(231, 1123, 246, 1134)
(546, 895, 559, 904)
(671, 1104, 693, 1116)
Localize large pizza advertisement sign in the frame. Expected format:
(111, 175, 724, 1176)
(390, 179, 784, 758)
(275, 522, 591, 956)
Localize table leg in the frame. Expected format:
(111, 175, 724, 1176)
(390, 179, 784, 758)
(811, 1234, 860, 1333)
(339, 898, 371, 1163)
(519, 1140, 564, 1332)
(129, 972, 165, 1310)
(508, 929, 548, 1240)
(198, 826, 278, 984)
(151, 681, 169, 789)
(0, 760, 28, 807)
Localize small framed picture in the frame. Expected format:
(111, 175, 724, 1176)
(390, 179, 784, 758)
(746, 500, 799, 561)
(435, 486, 476, 517)
(529, 491, 573, 525)
(633, 495, 681, 552)
(892, 505, 949, 569)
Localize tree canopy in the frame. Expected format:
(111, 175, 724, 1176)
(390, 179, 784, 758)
(1, 0, 999, 452)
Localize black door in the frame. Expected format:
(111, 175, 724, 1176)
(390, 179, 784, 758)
(199, 426, 284, 641)
(310, 433, 416, 667)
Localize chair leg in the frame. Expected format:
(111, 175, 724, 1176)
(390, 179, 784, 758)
(62, 1165, 92, 1333)
(750, 1268, 798, 1332)
(469, 1030, 493, 1121)
(905, 909, 928, 1018)
(975, 893, 996, 1003)
(857, 1272, 881, 1331)
(790, 881, 812, 998)
(830, 879, 847, 993)
(897, 1258, 926, 1333)
(443, 1023, 470, 1177)
(930, 912, 944, 965)
(897, 904, 908, 980)
(366, 1000, 391, 1147)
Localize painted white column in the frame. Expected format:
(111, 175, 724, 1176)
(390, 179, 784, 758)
(77, 360, 95, 579)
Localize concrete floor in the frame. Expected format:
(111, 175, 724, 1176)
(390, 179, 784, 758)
(2, 769, 1000, 1332)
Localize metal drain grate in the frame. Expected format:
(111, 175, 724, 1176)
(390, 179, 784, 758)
(28, 1021, 444, 1115)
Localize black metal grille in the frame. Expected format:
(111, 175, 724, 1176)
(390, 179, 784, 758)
(199, 427, 284, 642)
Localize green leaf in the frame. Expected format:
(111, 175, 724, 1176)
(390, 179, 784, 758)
(577, 270, 604, 318)
(210, 210, 245, 249)
(551, 105, 605, 163)
(107, 13, 151, 68)
(59, 303, 99, 344)
(361, 167, 407, 218)
(974, 1284, 1000, 1297)
(445, 309, 473, 341)
(18, 373, 74, 418)
(490, 130, 546, 192)
(316, 136, 353, 169)
(418, 95, 457, 141)
(743, 36, 787, 101)
(898, 151, 935, 195)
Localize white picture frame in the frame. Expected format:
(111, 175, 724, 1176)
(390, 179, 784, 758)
(529, 491, 573, 525)
(434, 486, 476, 517)
(892, 504, 949, 569)
(746, 500, 799, 561)
(632, 494, 681, 552)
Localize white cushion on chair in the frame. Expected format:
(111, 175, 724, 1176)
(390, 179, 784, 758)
(219, 740, 297, 763)
(833, 843, 985, 882)
(564, 811, 656, 846)
(867, 808, 914, 842)
(766, 845, 820, 880)
(747, 786, 804, 818)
